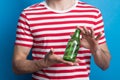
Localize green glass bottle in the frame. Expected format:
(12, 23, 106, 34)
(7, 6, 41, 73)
(63, 28, 81, 62)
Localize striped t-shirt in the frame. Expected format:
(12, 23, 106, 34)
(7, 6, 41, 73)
(15, 0, 106, 80)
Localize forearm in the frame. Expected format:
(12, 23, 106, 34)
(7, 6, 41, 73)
(91, 46, 111, 70)
(13, 59, 47, 74)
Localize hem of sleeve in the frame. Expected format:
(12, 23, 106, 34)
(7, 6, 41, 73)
(15, 43, 32, 48)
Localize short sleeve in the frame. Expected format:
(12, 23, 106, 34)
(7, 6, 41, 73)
(15, 11, 33, 48)
(94, 10, 106, 45)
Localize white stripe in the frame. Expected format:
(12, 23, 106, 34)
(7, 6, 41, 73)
(44, 65, 87, 70)
(29, 18, 95, 24)
(17, 28, 31, 34)
(76, 7, 98, 10)
(98, 38, 106, 44)
(95, 16, 103, 22)
(77, 53, 91, 57)
(95, 22, 104, 28)
(37, 71, 88, 77)
(86, 64, 90, 68)
(80, 47, 90, 51)
(33, 29, 74, 35)
(32, 47, 90, 52)
(32, 74, 89, 80)
(32, 48, 66, 52)
(19, 16, 26, 21)
(32, 51, 91, 58)
(32, 74, 49, 80)
(16, 40, 33, 45)
(16, 34, 33, 39)
(96, 16, 103, 22)
(34, 36, 70, 41)
(31, 23, 94, 30)
(68, 77, 89, 80)
(18, 22, 29, 29)
(94, 26, 104, 33)
(32, 53, 45, 58)
(80, 59, 90, 63)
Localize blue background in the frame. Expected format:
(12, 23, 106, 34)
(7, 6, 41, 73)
(0, 0, 120, 80)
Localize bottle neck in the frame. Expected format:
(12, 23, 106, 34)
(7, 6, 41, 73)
(72, 28, 81, 39)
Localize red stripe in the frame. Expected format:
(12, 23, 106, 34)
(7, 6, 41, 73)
(17, 25, 29, 31)
(32, 56, 91, 61)
(51, 62, 90, 67)
(94, 31, 104, 36)
(96, 13, 102, 18)
(34, 38, 68, 43)
(99, 36, 105, 40)
(34, 34, 70, 39)
(20, 13, 26, 19)
(99, 41, 106, 45)
(15, 43, 32, 48)
(94, 25, 104, 31)
(16, 32, 32, 36)
(34, 73, 89, 79)
(28, 15, 96, 21)
(71, 10, 99, 13)
(25, 7, 46, 11)
(78, 50, 91, 53)
(42, 68, 88, 73)
(77, 56, 91, 60)
(77, 5, 95, 8)
(32, 49, 91, 55)
(32, 26, 75, 33)
(18, 19, 27, 25)
(33, 45, 66, 49)
(26, 10, 98, 15)
(26, 11, 55, 15)
(95, 19, 103, 25)
(16, 37, 33, 42)
(19, 13, 30, 26)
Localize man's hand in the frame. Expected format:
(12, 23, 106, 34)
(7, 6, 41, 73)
(77, 26, 111, 70)
(43, 48, 81, 67)
(78, 26, 102, 51)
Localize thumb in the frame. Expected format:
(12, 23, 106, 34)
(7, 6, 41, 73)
(49, 48, 54, 55)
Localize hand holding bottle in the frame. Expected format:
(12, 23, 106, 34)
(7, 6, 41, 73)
(78, 26, 102, 51)
(43, 48, 81, 67)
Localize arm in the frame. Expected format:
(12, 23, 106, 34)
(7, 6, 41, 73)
(90, 43, 111, 70)
(12, 45, 80, 74)
(79, 26, 111, 70)
(12, 45, 47, 74)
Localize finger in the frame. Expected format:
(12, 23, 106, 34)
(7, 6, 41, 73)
(50, 48, 54, 54)
(77, 26, 85, 34)
(73, 63, 79, 66)
(95, 32, 102, 41)
(72, 58, 81, 66)
(76, 58, 81, 62)
(64, 61, 74, 66)
(90, 28, 94, 37)
(44, 48, 54, 61)
(58, 58, 74, 66)
(83, 26, 89, 35)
